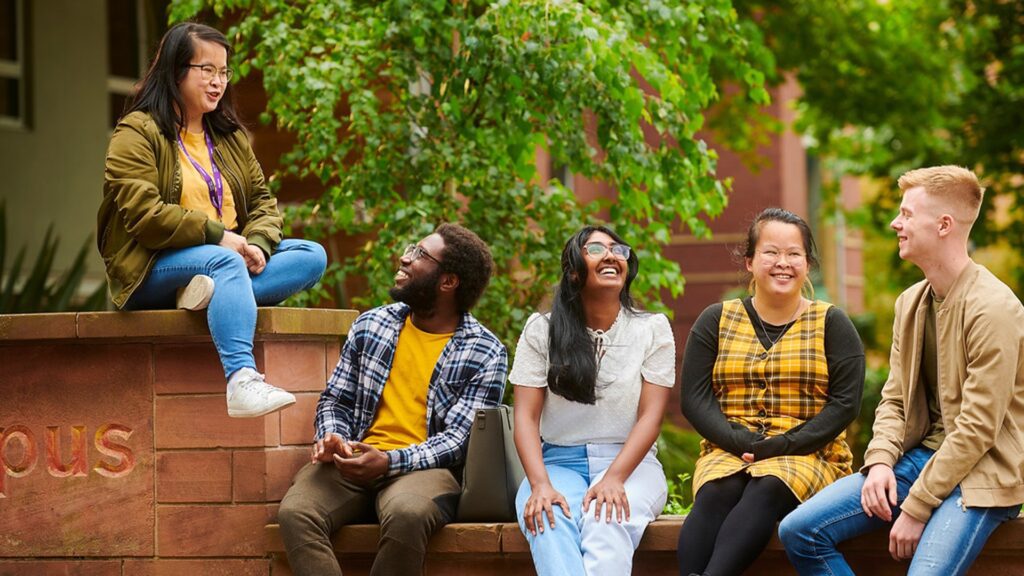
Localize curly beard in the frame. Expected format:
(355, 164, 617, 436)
(388, 266, 442, 314)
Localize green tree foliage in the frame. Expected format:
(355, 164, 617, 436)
(751, 0, 1024, 295)
(657, 421, 702, 511)
(744, 2, 1024, 457)
(169, 0, 773, 346)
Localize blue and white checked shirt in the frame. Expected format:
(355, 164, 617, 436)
(315, 302, 507, 476)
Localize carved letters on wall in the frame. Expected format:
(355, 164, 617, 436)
(0, 424, 135, 498)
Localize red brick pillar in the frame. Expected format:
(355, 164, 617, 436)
(0, 308, 355, 576)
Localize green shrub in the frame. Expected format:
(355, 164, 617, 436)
(0, 200, 107, 313)
(663, 472, 693, 515)
(658, 421, 703, 512)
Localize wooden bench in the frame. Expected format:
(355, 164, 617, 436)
(265, 516, 1024, 575)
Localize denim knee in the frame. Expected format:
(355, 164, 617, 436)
(303, 242, 328, 289)
(306, 241, 328, 274)
(580, 512, 635, 543)
(778, 511, 810, 553)
(207, 247, 250, 277)
(279, 239, 327, 272)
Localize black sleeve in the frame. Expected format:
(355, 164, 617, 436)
(752, 306, 866, 460)
(681, 303, 762, 456)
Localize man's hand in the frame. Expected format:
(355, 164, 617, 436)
(861, 464, 898, 521)
(311, 433, 353, 463)
(332, 441, 389, 484)
(889, 512, 926, 561)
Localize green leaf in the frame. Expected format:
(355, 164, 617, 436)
(172, 0, 779, 352)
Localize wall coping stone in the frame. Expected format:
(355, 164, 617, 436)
(265, 515, 1024, 556)
(0, 308, 358, 342)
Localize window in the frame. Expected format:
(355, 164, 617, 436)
(107, 0, 168, 128)
(551, 162, 574, 192)
(0, 0, 27, 128)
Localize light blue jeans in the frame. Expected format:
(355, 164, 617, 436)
(515, 443, 667, 576)
(125, 239, 327, 378)
(779, 446, 1022, 576)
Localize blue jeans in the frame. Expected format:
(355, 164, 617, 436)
(779, 446, 1022, 576)
(125, 239, 327, 378)
(515, 443, 667, 576)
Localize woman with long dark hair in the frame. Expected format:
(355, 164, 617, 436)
(98, 22, 326, 418)
(677, 208, 864, 576)
(511, 225, 676, 575)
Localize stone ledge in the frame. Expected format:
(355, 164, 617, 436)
(265, 515, 1024, 556)
(0, 308, 358, 342)
(0, 308, 352, 573)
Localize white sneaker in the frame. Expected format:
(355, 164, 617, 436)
(226, 367, 296, 418)
(176, 275, 215, 311)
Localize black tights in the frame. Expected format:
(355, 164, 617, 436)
(676, 473, 799, 576)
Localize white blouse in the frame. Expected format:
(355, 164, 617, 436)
(509, 308, 676, 445)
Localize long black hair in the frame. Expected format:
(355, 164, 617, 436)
(546, 225, 639, 404)
(126, 22, 241, 139)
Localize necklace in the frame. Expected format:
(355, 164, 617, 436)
(752, 297, 803, 350)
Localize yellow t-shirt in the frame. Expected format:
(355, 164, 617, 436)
(178, 129, 237, 230)
(362, 317, 453, 451)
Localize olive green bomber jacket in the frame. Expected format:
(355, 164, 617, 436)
(98, 111, 283, 308)
(863, 261, 1024, 522)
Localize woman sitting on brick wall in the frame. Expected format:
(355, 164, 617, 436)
(677, 208, 865, 576)
(510, 225, 676, 576)
(98, 23, 326, 419)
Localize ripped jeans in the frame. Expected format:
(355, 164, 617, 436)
(779, 446, 1022, 576)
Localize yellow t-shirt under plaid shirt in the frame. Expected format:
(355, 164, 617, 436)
(693, 299, 853, 502)
(361, 317, 453, 451)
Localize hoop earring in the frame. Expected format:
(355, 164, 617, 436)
(748, 278, 757, 296)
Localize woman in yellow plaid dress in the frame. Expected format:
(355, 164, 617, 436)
(677, 208, 865, 576)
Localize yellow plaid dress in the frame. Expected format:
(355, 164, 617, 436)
(693, 299, 853, 502)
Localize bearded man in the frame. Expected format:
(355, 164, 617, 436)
(278, 223, 507, 576)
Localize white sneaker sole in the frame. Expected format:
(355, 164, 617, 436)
(227, 396, 296, 418)
(176, 275, 215, 311)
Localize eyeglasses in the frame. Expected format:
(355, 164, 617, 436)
(756, 249, 807, 264)
(187, 64, 234, 83)
(402, 244, 441, 265)
(583, 242, 631, 260)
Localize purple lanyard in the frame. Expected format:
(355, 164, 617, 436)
(176, 130, 224, 217)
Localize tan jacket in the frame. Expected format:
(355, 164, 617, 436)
(98, 111, 283, 308)
(864, 261, 1024, 522)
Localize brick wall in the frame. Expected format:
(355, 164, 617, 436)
(4, 309, 1022, 576)
(0, 309, 354, 576)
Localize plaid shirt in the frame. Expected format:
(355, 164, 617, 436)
(315, 302, 507, 476)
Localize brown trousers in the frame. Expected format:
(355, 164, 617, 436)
(277, 462, 460, 576)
